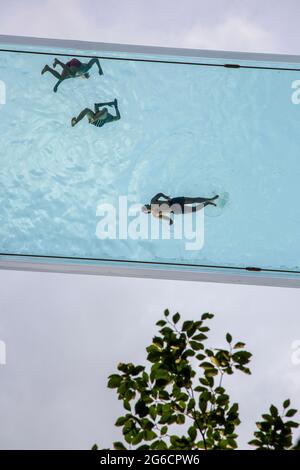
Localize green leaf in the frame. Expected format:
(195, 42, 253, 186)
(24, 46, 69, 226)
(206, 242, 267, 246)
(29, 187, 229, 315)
(152, 337, 164, 349)
(182, 349, 195, 359)
(233, 342, 246, 349)
(123, 400, 131, 411)
(192, 333, 207, 341)
(151, 440, 168, 450)
(135, 400, 149, 418)
(156, 320, 166, 327)
(270, 405, 278, 417)
(190, 341, 203, 351)
(117, 363, 128, 373)
(182, 321, 193, 331)
(232, 351, 252, 365)
(115, 416, 127, 427)
(144, 430, 157, 441)
(188, 426, 197, 441)
(205, 368, 218, 377)
(195, 353, 206, 361)
(199, 326, 210, 332)
(283, 399, 291, 409)
(113, 441, 127, 450)
(107, 374, 122, 388)
(173, 312, 180, 324)
(137, 444, 150, 450)
(152, 368, 171, 384)
(210, 356, 220, 367)
(229, 403, 239, 415)
(91, 444, 98, 450)
(199, 377, 209, 386)
(149, 405, 157, 420)
(176, 414, 185, 424)
(187, 324, 198, 338)
(161, 425, 168, 435)
(248, 439, 262, 447)
(226, 333, 232, 344)
(201, 313, 214, 320)
(285, 421, 299, 428)
(164, 309, 170, 317)
(200, 361, 214, 369)
(286, 409, 297, 418)
(132, 433, 143, 445)
(187, 398, 196, 412)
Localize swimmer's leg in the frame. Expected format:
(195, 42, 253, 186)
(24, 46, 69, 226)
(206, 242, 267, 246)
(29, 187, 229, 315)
(41, 65, 61, 79)
(71, 108, 95, 127)
(183, 195, 219, 205)
(203, 201, 217, 207)
(191, 200, 217, 212)
(203, 196, 219, 207)
(53, 59, 66, 69)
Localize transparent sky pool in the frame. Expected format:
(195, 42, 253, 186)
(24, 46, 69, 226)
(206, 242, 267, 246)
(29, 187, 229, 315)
(1, 37, 300, 278)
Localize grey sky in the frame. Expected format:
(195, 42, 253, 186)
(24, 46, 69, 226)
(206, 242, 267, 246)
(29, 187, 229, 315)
(0, 0, 300, 450)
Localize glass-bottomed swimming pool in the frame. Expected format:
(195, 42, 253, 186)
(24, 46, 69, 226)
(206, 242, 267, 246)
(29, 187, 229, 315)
(0, 35, 300, 286)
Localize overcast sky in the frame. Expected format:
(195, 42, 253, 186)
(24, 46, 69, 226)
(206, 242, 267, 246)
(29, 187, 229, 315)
(1, 0, 300, 450)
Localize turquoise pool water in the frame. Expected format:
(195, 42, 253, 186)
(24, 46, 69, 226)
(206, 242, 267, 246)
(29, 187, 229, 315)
(1, 40, 300, 275)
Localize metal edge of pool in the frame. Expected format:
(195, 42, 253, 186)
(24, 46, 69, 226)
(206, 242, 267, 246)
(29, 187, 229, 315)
(1, 34, 300, 64)
(0, 258, 300, 288)
(1, 35, 300, 288)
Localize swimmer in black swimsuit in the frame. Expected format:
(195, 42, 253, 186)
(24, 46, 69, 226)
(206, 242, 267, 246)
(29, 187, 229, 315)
(142, 193, 219, 225)
(41, 57, 103, 92)
(71, 99, 121, 128)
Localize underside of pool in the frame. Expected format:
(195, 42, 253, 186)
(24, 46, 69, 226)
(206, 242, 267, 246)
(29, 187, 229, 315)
(0, 35, 300, 287)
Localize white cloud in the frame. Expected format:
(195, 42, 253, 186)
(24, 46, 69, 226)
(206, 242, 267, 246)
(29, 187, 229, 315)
(181, 17, 278, 52)
(0, 2, 278, 54)
(0, 0, 95, 41)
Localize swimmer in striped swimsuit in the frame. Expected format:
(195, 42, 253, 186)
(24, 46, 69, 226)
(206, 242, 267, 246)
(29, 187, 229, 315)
(71, 99, 121, 128)
(41, 57, 103, 92)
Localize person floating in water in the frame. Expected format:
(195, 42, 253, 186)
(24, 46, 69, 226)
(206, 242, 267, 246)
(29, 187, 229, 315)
(41, 57, 103, 92)
(71, 99, 121, 128)
(142, 193, 219, 225)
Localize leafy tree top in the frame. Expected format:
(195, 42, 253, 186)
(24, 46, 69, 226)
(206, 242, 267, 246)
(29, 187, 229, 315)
(94, 310, 299, 451)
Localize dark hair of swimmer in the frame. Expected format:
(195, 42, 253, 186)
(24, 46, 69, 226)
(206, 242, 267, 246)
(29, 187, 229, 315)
(142, 204, 151, 213)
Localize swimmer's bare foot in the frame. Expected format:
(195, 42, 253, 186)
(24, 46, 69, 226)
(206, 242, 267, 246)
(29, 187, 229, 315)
(114, 98, 118, 106)
(41, 65, 48, 75)
(53, 59, 59, 68)
(71, 117, 77, 127)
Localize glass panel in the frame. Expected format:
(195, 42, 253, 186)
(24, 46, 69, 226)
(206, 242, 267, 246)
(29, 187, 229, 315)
(0, 42, 300, 275)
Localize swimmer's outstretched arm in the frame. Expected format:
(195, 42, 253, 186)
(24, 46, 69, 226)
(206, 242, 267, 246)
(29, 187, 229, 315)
(86, 58, 103, 75)
(94, 101, 115, 112)
(112, 100, 121, 121)
(151, 193, 171, 204)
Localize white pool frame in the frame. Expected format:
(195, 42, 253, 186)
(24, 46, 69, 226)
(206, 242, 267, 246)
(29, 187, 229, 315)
(1, 34, 300, 288)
